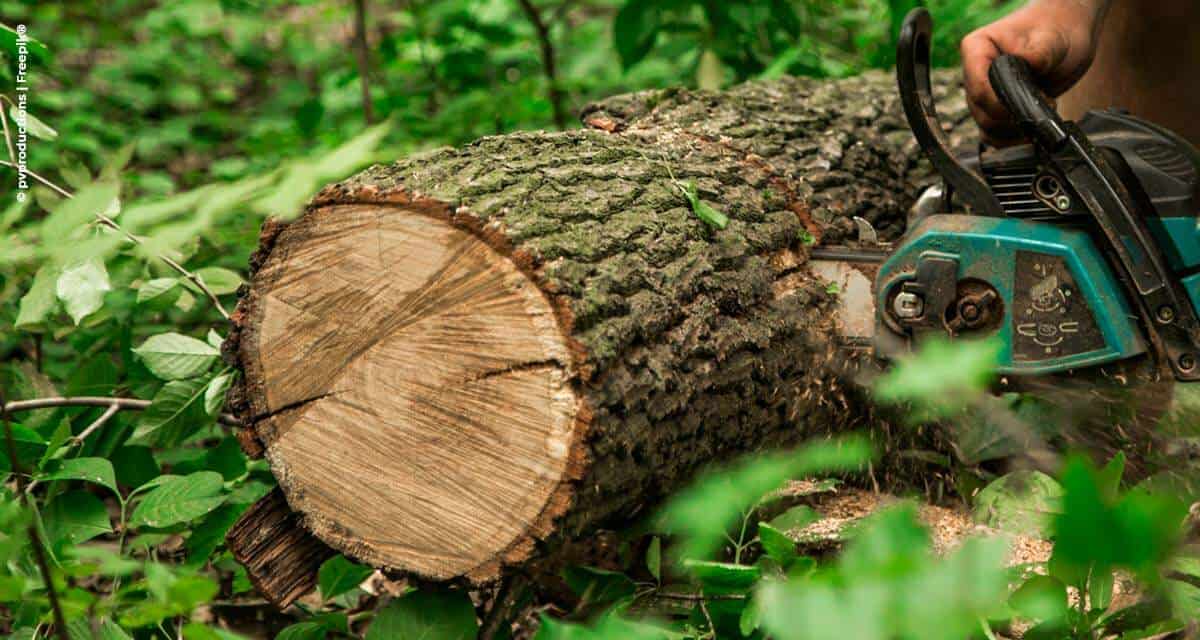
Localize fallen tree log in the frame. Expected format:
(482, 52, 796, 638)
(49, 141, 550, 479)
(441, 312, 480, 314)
(224, 70, 975, 605)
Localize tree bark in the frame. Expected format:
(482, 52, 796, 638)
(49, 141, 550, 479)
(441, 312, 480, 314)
(224, 70, 974, 602)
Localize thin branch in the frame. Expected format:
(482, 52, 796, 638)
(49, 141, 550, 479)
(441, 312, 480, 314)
(517, 0, 568, 130)
(352, 0, 376, 124)
(4, 396, 243, 428)
(70, 402, 120, 445)
(2, 389, 69, 640)
(480, 574, 527, 640)
(0, 159, 231, 320)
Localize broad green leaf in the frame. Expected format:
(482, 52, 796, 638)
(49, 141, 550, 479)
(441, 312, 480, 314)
(44, 490, 112, 547)
(9, 106, 56, 140)
(613, 0, 660, 69)
(973, 470, 1063, 538)
(204, 436, 246, 481)
(40, 180, 119, 246)
(318, 555, 373, 601)
(646, 536, 661, 582)
(67, 618, 131, 640)
(130, 471, 226, 529)
(682, 560, 760, 592)
(133, 332, 219, 380)
(181, 623, 251, 640)
(14, 265, 59, 329)
(1088, 564, 1113, 612)
(275, 623, 325, 640)
(185, 503, 249, 567)
(136, 278, 182, 311)
(767, 505, 819, 531)
(696, 49, 724, 91)
(41, 457, 118, 495)
(366, 588, 478, 640)
(1009, 574, 1068, 623)
(56, 258, 111, 325)
(757, 523, 797, 567)
(0, 423, 46, 472)
(204, 373, 233, 416)
(110, 446, 160, 489)
(658, 436, 871, 561)
(563, 566, 637, 609)
(874, 337, 1001, 415)
(193, 267, 243, 295)
(39, 419, 72, 467)
(129, 377, 209, 447)
(206, 329, 224, 349)
(0, 24, 49, 63)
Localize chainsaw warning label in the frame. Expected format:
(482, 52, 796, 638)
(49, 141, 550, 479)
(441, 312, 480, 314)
(1012, 251, 1105, 362)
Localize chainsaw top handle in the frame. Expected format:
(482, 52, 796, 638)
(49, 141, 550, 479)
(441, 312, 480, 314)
(987, 55, 1069, 148)
(896, 7, 1004, 217)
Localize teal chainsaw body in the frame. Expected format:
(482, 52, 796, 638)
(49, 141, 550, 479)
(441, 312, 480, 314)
(834, 9, 1200, 380)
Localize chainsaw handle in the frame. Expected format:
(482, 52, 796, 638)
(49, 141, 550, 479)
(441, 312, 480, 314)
(988, 55, 1069, 148)
(896, 8, 1003, 217)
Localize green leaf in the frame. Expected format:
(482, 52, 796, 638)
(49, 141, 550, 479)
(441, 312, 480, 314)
(1088, 564, 1113, 612)
(757, 522, 797, 567)
(275, 623, 326, 640)
(0, 423, 46, 473)
(129, 377, 209, 447)
(41, 457, 118, 495)
(56, 258, 111, 325)
(193, 267, 243, 295)
(40, 180, 119, 246)
(44, 490, 112, 547)
(130, 471, 226, 529)
(318, 555, 374, 601)
(133, 332, 220, 380)
(658, 437, 871, 561)
(1009, 574, 1068, 623)
(136, 278, 182, 311)
(204, 437, 246, 481)
(15, 265, 59, 329)
(675, 180, 728, 229)
(185, 503, 249, 567)
(874, 337, 1001, 414)
(206, 329, 224, 350)
(366, 588, 479, 640)
(646, 536, 662, 582)
(613, 0, 660, 69)
(204, 373, 233, 416)
(67, 618, 133, 640)
(0, 24, 49, 63)
(563, 566, 637, 609)
(9, 106, 56, 140)
(973, 470, 1063, 538)
(682, 560, 760, 592)
(110, 446, 160, 489)
(767, 504, 819, 531)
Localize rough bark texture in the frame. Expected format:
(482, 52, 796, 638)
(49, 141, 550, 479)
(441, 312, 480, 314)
(225, 70, 975, 594)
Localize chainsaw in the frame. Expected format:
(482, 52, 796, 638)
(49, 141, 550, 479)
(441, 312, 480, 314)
(814, 8, 1200, 387)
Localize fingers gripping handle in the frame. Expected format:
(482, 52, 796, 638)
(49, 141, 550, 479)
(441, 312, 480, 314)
(987, 55, 1069, 148)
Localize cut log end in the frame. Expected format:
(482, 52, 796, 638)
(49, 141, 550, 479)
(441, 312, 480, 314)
(236, 202, 584, 581)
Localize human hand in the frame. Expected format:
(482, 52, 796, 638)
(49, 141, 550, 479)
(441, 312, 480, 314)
(961, 0, 1110, 141)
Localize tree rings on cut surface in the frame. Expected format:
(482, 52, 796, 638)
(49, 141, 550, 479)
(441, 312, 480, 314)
(235, 202, 582, 581)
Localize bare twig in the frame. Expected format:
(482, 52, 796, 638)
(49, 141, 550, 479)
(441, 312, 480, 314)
(0, 96, 16, 166)
(517, 0, 568, 130)
(352, 0, 376, 124)
(4, 396, 242, 428)
(2, 389, 69, 640)
(480, 574, 527, 640)
(70, 403, 121, 445)
(0, 158, 232, 319)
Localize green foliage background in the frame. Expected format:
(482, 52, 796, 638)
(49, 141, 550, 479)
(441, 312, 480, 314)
(3, 0, 1199, 639)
